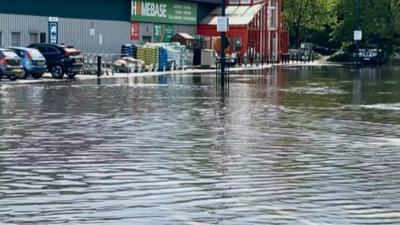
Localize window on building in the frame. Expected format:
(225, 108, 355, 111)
(29, 33, 39, 45)
(40, 33, 46, 43)
(268, 0, 278, 30)
(11, 32, 21, 46)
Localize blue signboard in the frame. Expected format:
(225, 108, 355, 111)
(48, 19, 58, 44)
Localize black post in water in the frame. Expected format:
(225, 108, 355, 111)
(97, 56, 102, 78)
(355, 0, 360, 67)
(220, 0, 226, 88)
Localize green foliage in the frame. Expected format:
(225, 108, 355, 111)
(283, 0, 337, 47)
(333, 0, 400, 50)
(284, 0, 400, 54)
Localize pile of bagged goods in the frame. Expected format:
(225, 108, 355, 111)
(115, 43, 190, 73)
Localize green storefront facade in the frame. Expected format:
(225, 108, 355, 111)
(131, 0, 197, 25)
(130, 0, 205, 43)
(0, 0, 217, 52)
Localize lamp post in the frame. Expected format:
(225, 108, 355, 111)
(220, 0, 226, 88)
(355, 0, 361, 66)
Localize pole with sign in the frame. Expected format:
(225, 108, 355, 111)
(354, 0, 361, 66)
(219, 0, 227, 88)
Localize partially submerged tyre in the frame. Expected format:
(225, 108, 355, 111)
(21, 68, 29, 79)
(51, 65, 64, 79)
(9, 75, 17, 81)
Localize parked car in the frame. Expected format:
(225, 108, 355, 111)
(358, 46, 384, 65)
(7, 47, 47, 79)
(28, 43, 83, 79)
(0, 48, 23, 81)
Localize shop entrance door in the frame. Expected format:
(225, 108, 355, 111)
(142, 36, 151, 43)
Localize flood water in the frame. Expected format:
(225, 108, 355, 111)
(0, 66, 400, 225)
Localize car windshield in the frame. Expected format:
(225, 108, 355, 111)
(2, 51, 19, 58)
(28, 49, 44, 58)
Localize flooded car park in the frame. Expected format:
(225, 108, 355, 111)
(0, 66, 399, 224)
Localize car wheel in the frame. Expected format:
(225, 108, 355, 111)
(21, 68, 29, 79)
(51, 65, 64, 79)
(9, 75, 17, 81)
(33, 73, 43, 79)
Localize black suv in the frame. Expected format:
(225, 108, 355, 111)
(28, 44, 83, 79)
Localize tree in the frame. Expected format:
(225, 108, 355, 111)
(283, 0, 337, 48)
(332, 0, 400, 52)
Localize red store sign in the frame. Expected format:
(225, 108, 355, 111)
(130, 22, 140, 40)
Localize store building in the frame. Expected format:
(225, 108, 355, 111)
(197, 0, 288, 63)
(0, 0, 218, 53)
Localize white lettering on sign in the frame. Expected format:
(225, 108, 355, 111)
(132, 1, 137, 16)
(132, 1, 167, 18)
(141, 2, 167, 18)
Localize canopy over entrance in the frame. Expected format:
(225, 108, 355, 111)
(200, 3, 265, 26)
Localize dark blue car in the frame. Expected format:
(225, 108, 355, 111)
(7, 47, 47, 79)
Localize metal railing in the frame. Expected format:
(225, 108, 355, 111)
(80, 53, 193, 76)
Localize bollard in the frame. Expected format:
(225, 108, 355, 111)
(255, 53, 260, 66)
(243, 53, 249, 67)
(97, 56, 102, 78)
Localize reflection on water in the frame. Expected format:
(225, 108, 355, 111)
(0, 66, 400, 224)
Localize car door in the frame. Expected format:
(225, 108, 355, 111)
(36, 46, 51, 69)
(14, 50, 28, 68)
(45, 46, 63, 67)
(0, 51, 5, 72)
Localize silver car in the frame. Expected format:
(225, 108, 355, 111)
(0, 48, 23, 81)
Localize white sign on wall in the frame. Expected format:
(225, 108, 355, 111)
(217, 17, 229, 32)
(90, 28, 96, 37)
(354, 30, 362, 41)
(48, 17, 59, 22)
(99, 34, 103, 45)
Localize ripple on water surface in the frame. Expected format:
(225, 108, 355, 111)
(0, 68, 400, 224)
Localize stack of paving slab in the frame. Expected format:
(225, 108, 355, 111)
(134, 42, 188, 70)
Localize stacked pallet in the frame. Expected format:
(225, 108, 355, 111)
(132, 43, 190, 70)
(121, 44, 137, 58)
(166, 48, 180, 69)
(159, 47, 169, 70)
(136, 46, 146, 63)
(143, 47, 159, 66)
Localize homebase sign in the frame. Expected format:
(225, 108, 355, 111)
(131, 0, 197, 25)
